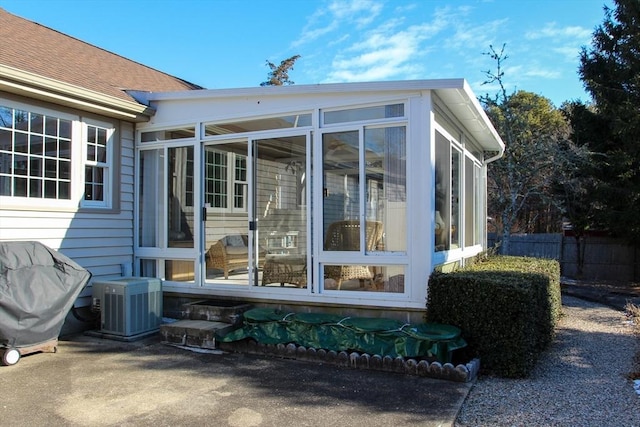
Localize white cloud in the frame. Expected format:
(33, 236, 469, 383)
(553, 45, 583, 62)
(525, 23, 592, 41)
(292, 6, 339, 48)
(445, 18, 508, 50)
(292, 0, 385, 48)
(328, 0, 383, 27)
(392, 3, 418, 14)
(328, 34, 351, 47)
(295, 0, 586, 94)
(323, 21, 442, 82)
(522, 67, 561, 79)
(323, 3, 473, 83)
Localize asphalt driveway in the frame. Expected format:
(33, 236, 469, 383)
(0, 334, 471, 427)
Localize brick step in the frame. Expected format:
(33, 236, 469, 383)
(160, 319, 237, 349)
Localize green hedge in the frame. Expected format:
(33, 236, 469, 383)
(426, 256, 561, 378)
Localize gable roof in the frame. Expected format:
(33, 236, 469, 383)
(0, 8, 203, 121)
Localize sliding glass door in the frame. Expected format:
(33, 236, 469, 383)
(253, 135, 308, 289)
(202, 140, 252, 285)
(203, 134, 308, 289)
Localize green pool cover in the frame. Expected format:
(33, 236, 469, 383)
(219, 308, 466, 363)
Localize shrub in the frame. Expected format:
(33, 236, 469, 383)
(426, 256, 561, 378)
(464, 256, 562, 350)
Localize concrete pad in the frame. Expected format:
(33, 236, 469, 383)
(0, 333, 472, 426)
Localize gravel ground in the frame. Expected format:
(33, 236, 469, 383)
(455, 295, 640, 426)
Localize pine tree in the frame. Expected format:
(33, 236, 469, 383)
(260, 55, 301, 86)
(579, 0, 640, 244)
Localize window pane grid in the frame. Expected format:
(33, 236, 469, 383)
(205, 150, 228, 208)
(82, 124, 110, 205)
(204, 148, 247, 212)
(84, 166, 105, 201)
(85, 125, 108, 165)
(0, 106, 72, 200)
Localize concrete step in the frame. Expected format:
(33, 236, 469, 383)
(160, 319, 237, 349)
(179, 299, 253, 325)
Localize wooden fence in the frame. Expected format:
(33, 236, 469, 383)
(488, 233, 640, 282)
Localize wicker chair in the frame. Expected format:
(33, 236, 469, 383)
(206, 235, 265, 279)
(323, 220, 384, 289)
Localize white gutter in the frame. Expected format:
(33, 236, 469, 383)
(0, 65, 155, 121)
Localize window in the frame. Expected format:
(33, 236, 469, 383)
(434, 127, 483, 253)
(0, 106, 71, 200)
(204, 146, 247, 212)
(465, 157, 481, 247)
(233, 155, 247, 209)
(141, 126, 195, 142)
(321, 124, 407, 293)
(434, 131, 451, 252)
(0, 106, 72, 200)
(205, 149, 227, 208)
(323, 103, 404, 125)
(203, 114, 311, 136)
(83, 124, 112, 205)
(451, 147, 461, 249)
(168, 146, 194, 248)
(0, 103, 115, 208)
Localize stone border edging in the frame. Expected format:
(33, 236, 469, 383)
(219, 340, 480, 382)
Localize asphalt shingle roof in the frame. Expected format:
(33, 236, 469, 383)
(0, 8, 203, 104)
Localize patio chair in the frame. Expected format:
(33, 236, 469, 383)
(206, 235, 265, 279)
(323, 220, 383, 289)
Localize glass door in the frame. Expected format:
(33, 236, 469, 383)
(203, 140, 252, 286)
(253, 135, 308, 289)
(203, 135, 308, 289)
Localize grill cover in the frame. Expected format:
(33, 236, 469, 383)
(0, 241, 91, 348)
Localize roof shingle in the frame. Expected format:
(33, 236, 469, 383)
(0, 8, 203, 104)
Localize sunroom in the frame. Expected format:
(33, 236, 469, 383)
(132, 79, 504, 321)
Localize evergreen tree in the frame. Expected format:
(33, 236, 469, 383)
(260, 55, 301, 86)
(579, 0, 640, 244)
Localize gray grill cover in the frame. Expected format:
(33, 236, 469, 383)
(0, 241, 91, 348)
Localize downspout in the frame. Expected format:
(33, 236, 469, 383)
(483, 150, 503, 166)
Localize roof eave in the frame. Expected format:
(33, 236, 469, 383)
(0, 65, 155, 122)
(134, 78, 505, 156)
(434, 81, 505, 156)
(142, 78, 470, 102)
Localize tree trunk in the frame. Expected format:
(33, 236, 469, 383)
(574, 234, 585, 279)
(500, 211, 511, 255)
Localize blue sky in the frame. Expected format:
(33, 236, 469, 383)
(1, 0, 612, 106)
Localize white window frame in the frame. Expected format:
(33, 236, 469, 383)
(432, 121, 486, 265)
(0, 100, 116, 210)
(81, 119, 114, 208)
(204, 147, 248, 214)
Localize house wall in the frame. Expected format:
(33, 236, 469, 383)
(0, 94, 135, 307)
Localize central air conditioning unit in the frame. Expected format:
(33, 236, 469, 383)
(91, 277, 163, 338)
